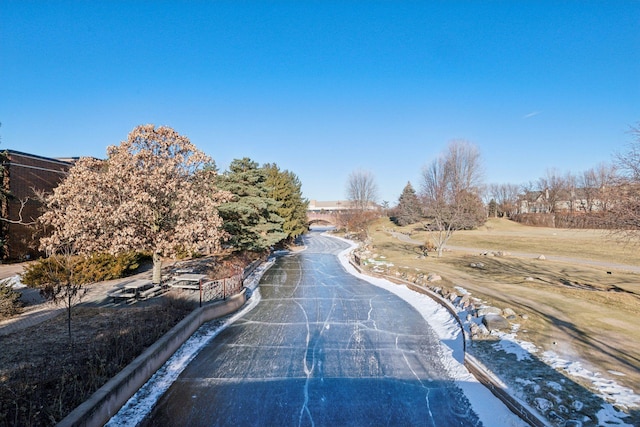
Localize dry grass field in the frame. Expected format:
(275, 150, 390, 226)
(366, 217, 640, 403)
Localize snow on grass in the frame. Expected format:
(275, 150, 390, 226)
(542, 350, 640, 410)
(2, 274, 26, 289)
(489, 328, 538, 362)
(464, 300, 638, 426)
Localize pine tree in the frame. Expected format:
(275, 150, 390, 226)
(264, 163, 309, 242)
(217, 158, 287, 252)
(394, 182, 422, 226)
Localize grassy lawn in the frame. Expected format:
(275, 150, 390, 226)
(442, 217, 636, 266)
(364, 217, 640, 413)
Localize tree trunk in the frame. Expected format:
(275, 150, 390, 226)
(67, 292, 72, 342)
(152, 252, 162, 284)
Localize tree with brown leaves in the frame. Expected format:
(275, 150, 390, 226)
(39, 125, 231, 284)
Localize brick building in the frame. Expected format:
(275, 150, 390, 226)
(1, 150, 74, 260)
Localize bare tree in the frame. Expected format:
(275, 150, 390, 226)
(578, 163, 617, 213)
(346, 169, 378, 210)
(420, 141, 485, 257)
(342, 169, 379, 238)
(615, 124, 640, 181)
(488, 183, 521, 217)
(22, 244, 87, 341)
(609, 124, 640, 244)
(536, 168, 567, 213)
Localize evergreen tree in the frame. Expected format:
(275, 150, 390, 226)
(264, 163, 309, 242)
(217, 158, 286, 252)
(394, 182, 422, 226)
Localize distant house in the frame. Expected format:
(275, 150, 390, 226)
(517, 188, 611, 214)
(1, 150, 75, 260)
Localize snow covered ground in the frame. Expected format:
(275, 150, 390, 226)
(3, 275, 25, 289)
(478, 324, 639, 426)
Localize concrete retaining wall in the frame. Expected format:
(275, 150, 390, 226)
(58, 289, 247, 427)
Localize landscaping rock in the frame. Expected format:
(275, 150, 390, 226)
(477, 306, 502, 316)
(503, 308, 516, 319)
(482, 314, 510, 330)
(469, 322, 479, 336)
(427, 274, 442, 282)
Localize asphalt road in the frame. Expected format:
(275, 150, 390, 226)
(142, 232, 482, 426)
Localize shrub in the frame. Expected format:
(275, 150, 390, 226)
(0, 279, 22, 319)
(21, 251, 150, 287)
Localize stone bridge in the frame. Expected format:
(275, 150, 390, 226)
(307, 210, 338, 226)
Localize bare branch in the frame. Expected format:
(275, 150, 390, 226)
(420, 140, 485, 256)
(0, 196, 38, 225)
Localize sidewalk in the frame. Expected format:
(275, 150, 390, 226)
(0, 263, 155, 337)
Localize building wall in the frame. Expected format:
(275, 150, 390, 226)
(1, 150, 73, 260)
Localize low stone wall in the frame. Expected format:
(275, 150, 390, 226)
(58, 288, 247, 427)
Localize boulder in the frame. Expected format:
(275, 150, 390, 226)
(477, 323, 489, 335)
(482, 314, 510, 330)
(469, 322, 479, 336)
(537, 254, 546, 260)
(477, 306, 502, 316)
(427, 274, 442, 282)
(503, 308, 517, 319)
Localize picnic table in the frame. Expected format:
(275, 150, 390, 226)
(107, 279, 154, 302)
(168, 273, 208, 290)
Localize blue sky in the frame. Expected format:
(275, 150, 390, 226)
(2, 1, 639, 203)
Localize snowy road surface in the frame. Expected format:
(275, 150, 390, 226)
(138, 233, 507, 426)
